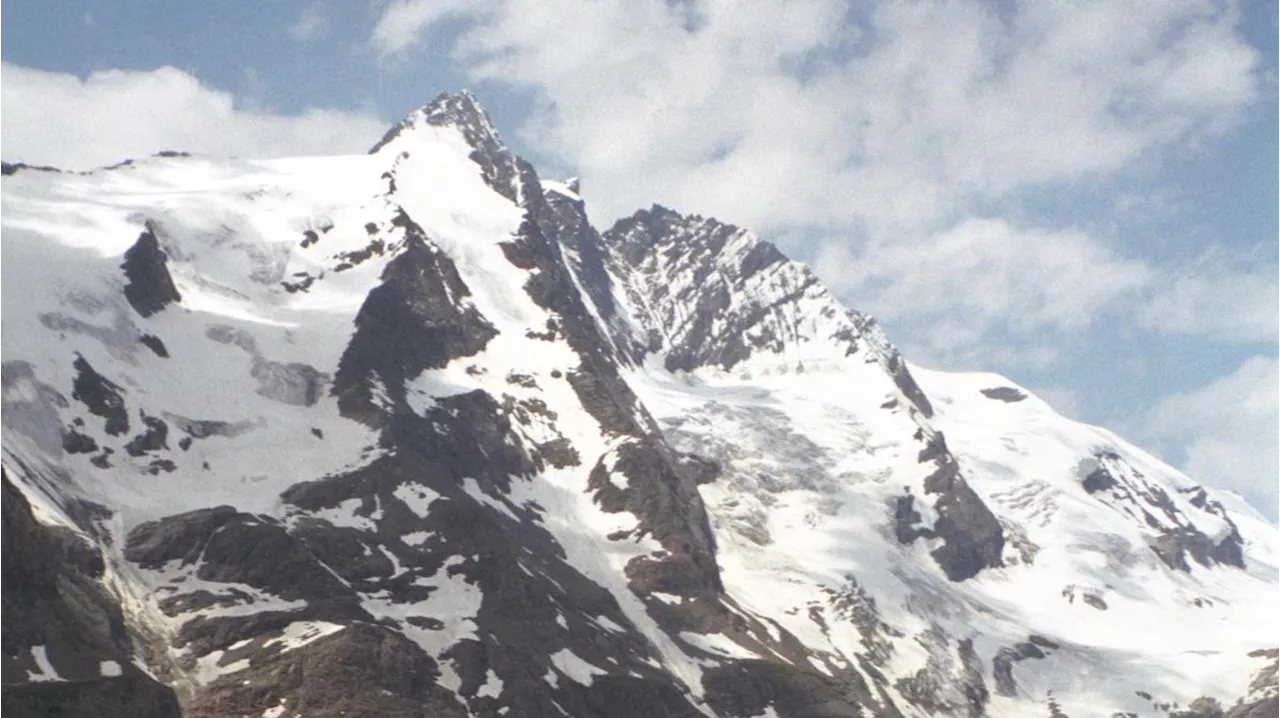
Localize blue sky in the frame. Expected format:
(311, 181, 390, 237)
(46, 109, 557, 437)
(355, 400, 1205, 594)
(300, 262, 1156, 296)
(2, 0, 1277, 517)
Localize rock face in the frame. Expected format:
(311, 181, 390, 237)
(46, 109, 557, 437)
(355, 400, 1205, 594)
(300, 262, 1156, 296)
(2, 91, 1277, 718)
(121, 225, 182, 318)
(332, 219, 498, 425)
(600, 205, 935, 417)
(903, 433, 1005, 582)
(1080, 452, 1247, 571)
(1, 472, 183, 718)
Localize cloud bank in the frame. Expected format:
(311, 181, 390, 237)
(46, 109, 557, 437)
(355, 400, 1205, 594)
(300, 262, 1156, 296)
(0, 63, 385, 170)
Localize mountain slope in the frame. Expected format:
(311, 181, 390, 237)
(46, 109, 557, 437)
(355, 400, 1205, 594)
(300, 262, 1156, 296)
(2, 92, 1276, 718)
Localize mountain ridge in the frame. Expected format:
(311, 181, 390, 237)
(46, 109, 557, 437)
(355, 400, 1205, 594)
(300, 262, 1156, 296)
(1, 91, 1276, 718)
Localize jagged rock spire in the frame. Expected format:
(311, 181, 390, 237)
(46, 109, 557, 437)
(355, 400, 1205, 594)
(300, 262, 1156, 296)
(370, 90, 504, 156)
(371, 90, 527, 205)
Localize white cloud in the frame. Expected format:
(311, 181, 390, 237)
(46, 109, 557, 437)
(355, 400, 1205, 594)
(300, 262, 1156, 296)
(371, 0, 475, 59)
(289, 3, 330, 42)
(0, 64, 387, 170)
(1136, 255, 1279, 344)
(367, 0, 1259, 232)
(811, 218, 1153, 367)
(1141, 356, 1279, 519)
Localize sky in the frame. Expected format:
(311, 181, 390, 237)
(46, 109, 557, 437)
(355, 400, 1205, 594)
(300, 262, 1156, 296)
(1, 0, 1277, 518)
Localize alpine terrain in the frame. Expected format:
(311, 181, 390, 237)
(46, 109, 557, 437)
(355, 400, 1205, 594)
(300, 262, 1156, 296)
(2, 92, 1276, 718)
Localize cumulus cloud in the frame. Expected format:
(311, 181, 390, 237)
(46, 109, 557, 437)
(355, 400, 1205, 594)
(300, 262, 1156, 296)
(811, 218, 1153, 367)
(1141, 356, 1279, 519)
(369, 0, 1260, 232)
(1136, 254, 1279, 344)
(371, 0, 475, 59)
(0, 63, 386, 170)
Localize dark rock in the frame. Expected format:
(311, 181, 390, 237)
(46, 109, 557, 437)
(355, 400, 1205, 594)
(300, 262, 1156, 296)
(704, 659, 891, 717)
(144, 458, 177, 474)
(893, 625, 989, 717)
(980, 386, 1027, 402)
(332, 238, 386, 272)
(993, 640, 1050, 697)
(171, 417, 239, 439)
(124, 505, 238, 568)
(124, 412, 169, 456)
(332, 221, 496, 425)
(894, 433, 1004, 582)
(126, 506, 353, 603)
(2, 471, 178, 714)
(957, 638, 990, 718)
(604, 440, 722, 596)
(574, 675, 704, 718)
(185, 622, 467, 718)
(1028, 635, 1060, 650)
(675, 452, 720, 486)
(90, 449, 113, 468)
(1226, 699, 1278, 718)
(2, 672, 182, 718)
(537, 437, 581, 468)
(71, 355, 129, 436)
(1082, 453, 1246, 572)
(597, 205, 935, 418)
(1, 161, 63, 176)
(196, 520, 353, 602)
(543, 185, 619, 324)
(61, 427, 99, 454)
(1082, 593, 1108, 610)
(121, 226, 182, 317)
(1173, 697, 1227, 718)
(138, 333, 169, 358)
(603, 207, 770, 373)
(1082, 465, 1118, 494)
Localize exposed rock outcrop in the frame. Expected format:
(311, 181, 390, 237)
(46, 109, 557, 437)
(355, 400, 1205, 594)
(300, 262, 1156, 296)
(121, 226, 182, 317)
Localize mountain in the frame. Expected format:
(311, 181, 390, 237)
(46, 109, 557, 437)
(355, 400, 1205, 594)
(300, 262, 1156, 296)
(2, 91, 1276, 718)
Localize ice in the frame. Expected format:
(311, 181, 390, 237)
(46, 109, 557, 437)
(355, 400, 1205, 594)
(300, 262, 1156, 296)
(462, 477, 520, 521)
(310, 497, 379, 531)
(549, 648, 606, 686)
(195, 649, 251, 683)
(594, 615, 626, 632)
(26, 646, 62, 683)
(477, 669, 504, 699)
(393, 482, 443, 518)
(99, 660, 123, 677)
(401, 530, 433, 546)
(678, 632, 761, 661)
(262, 621, 346, 654)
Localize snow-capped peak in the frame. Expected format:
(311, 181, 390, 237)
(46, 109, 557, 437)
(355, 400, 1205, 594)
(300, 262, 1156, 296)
(595, 204, 934, 417)
(371, 89, 504, 156)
